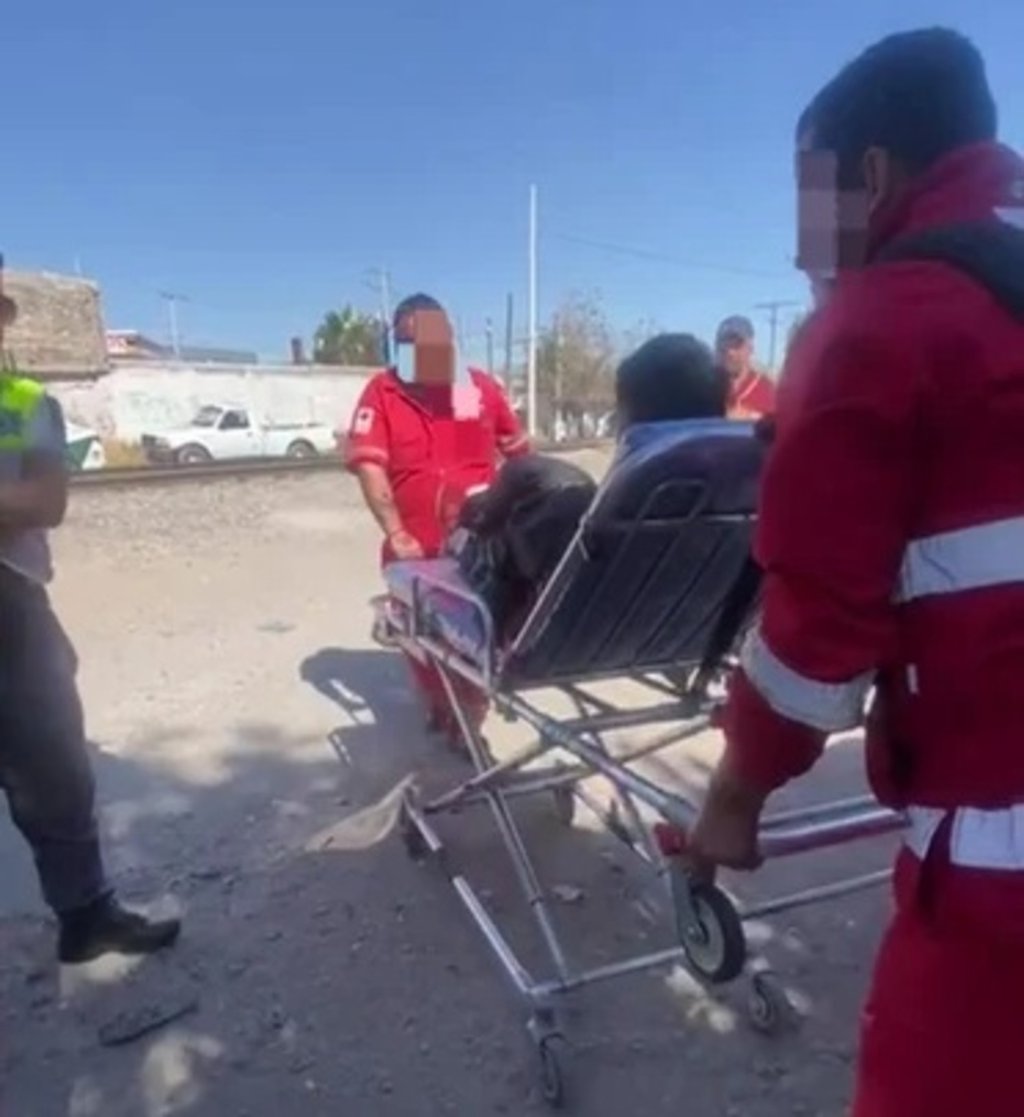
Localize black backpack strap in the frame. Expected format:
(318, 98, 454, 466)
(874, 219, 1024, 319)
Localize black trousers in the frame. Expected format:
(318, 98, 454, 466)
(0, 565, 108, 914)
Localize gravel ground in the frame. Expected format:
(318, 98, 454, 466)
(0, 457, 894, 1116)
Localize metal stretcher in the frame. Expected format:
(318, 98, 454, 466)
(374, 420, 905, 1108)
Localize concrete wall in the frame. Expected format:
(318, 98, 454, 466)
(4, 271, 107, 375)
(48, 361, 375, 441)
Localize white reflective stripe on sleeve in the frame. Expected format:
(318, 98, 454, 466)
(898, 516, 1024, 602)
(903, 806, 945, 860)
(740, 628, 873, 734)
(906, 804, 1024, 870)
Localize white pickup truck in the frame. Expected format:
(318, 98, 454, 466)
(140, 405, 337, 465)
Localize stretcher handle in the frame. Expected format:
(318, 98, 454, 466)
(657, 796, 905, 862)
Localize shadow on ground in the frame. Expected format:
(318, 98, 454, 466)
(0, 647, 887, 1117)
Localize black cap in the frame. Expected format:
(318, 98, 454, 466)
(715, 315, 755, 350)
(392, 293, 444, 343)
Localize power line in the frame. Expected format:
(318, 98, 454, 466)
(549, 232, 790, 280)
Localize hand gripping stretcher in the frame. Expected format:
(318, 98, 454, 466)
(374, 420, 905, 1108)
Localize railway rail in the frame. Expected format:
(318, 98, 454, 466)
(69, 440, 612, 488)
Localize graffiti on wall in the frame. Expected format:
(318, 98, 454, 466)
(48, 363, 373, 442)
(114, 390, 194, 435)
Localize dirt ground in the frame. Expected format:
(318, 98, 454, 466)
(0, 456, 896, 1117)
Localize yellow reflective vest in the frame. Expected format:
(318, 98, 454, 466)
(0, 371, 46, 452)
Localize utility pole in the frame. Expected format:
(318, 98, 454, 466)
(527, 184, 539, 437)
(364, 267, 393, 361)
(755, 299, 800, 372)
(503, 293, 514, 388)
(159, 291, 189, 358)
(485, 317, 495, 372)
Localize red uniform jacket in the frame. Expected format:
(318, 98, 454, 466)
(345, 368, 529, 562)
(724, 143, 1024, 840)
(727, 370, 775, 420)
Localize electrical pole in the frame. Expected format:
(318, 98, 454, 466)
(159, 291, 189, 358)
(485, 317, 495, 372)
(755, 299, 800, 372)
(503, 293, 514, 388)
(527, 184, 539, 437)
(364, 267, 393, 361)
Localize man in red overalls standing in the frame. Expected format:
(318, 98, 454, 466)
(689, 29, 1024, 1117)
(715, 316, 775, 420)
(346, 293, 529, 740)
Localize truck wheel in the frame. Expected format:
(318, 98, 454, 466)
(176, 444, 212, 466)
(285, 440, 317, 459)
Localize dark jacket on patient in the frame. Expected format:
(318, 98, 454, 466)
(451, 455, 596, 639)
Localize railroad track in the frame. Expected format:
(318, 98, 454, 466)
(69, 440, 612, 488)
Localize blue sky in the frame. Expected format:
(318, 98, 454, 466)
(5, 0, 1024, 365)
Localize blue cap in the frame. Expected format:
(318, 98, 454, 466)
(715, 315, 755, 349)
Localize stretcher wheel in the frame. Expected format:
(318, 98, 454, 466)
(552, 785, 576, 827)
(671, 872, 746, 984)
(536, 1036, 567, 1108)
(747, 971, 798, 1036)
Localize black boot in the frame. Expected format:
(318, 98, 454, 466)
(58, 895, 181, 965)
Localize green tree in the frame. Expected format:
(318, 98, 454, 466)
(536, 293, 617, 430)
(313, 305, 383, 366)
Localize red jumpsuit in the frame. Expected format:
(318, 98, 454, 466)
(345, 368, 528, 733)
(726, 368, 775, 420)
(721, 141, 1024, 1117)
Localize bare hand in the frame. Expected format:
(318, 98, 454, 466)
(686, 765, 767, 880)
(388, 529, 424, 560)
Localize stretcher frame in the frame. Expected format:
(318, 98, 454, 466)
(378, 575, 904, 1108)
(375, 430, 907, 1107)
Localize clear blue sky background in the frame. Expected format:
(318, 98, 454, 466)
(5, 0, 1024, 365)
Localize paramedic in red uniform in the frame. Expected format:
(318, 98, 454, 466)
(688, 29, 1024, 1117)
(715, 316, 775, 419)
(346, 293, 529, 739)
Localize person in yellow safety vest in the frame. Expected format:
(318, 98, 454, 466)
(0, 274, 180, 963)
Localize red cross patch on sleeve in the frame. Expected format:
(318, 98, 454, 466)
(352, 406, 375, 435)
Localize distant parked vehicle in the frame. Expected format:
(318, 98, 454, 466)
(140, 405, 337, 465)
(65, 422, 107, 471)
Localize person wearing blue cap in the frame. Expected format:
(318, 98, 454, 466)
(715, 315, 775, 419)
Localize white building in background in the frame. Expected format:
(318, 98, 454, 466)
(48, 360, 375, 444)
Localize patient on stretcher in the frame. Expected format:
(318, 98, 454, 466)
(448, 333, 729, 641)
